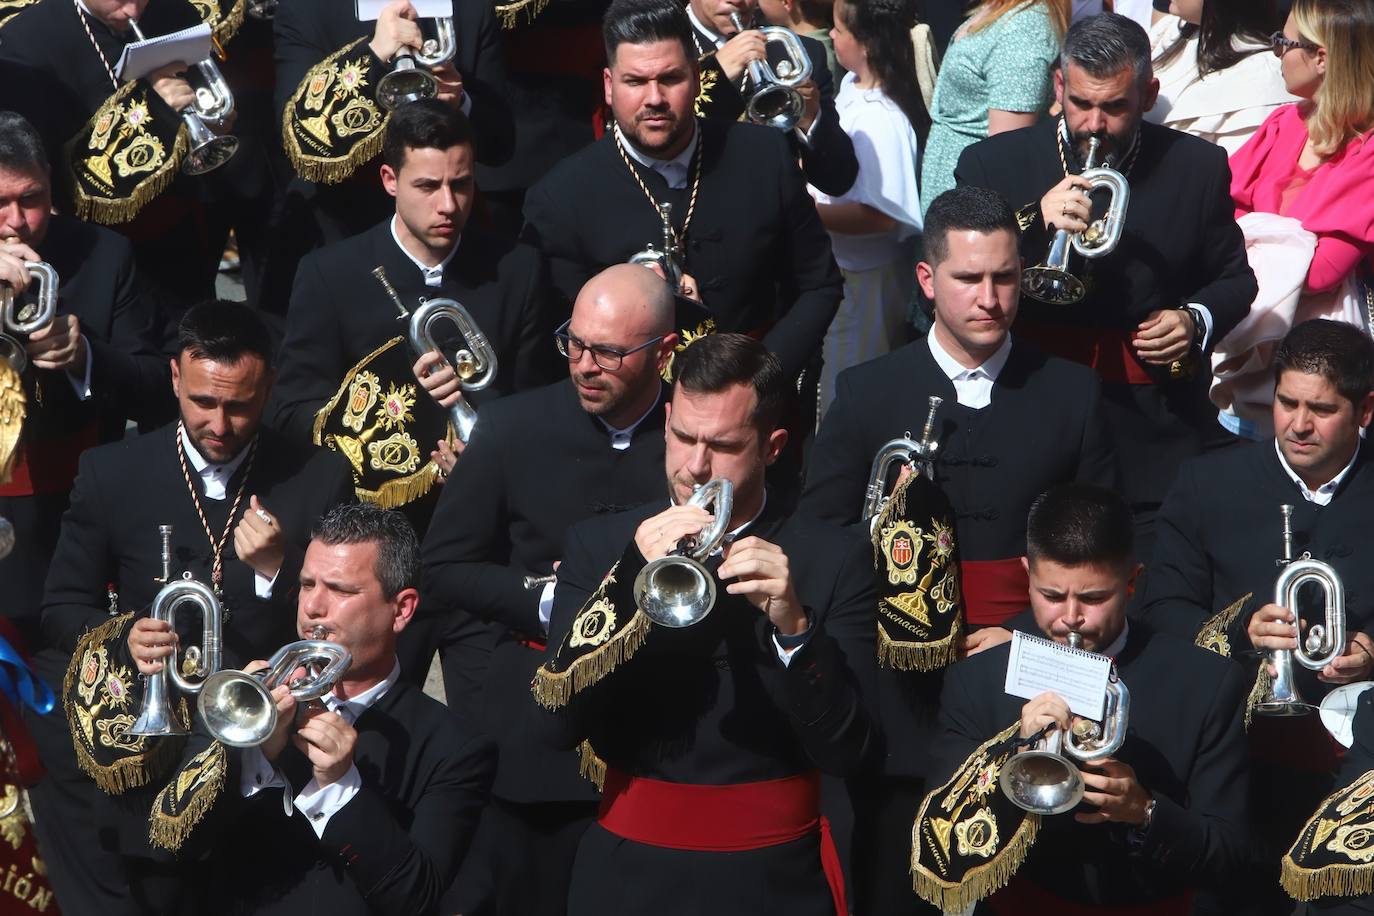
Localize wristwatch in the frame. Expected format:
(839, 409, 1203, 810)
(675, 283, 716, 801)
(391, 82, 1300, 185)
(1182, 305, 1206, 350)
(1140, 797, 1158, 832)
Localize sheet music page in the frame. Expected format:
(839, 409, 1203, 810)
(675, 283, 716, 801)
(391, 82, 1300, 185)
(1003, 630, 1111, 720)
(355, 0, 453, 21)
(115, 23, 212, 82)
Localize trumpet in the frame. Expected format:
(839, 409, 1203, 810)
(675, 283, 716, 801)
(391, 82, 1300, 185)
(128, 526, 224, 738)
(376, 16, 457, 111)
(999, 631, 1131, 815)
(197, 627, 352, 747)
(632, 478, 734, 628)
(0, 259, 57, 373)
(628, 201, 684, 293)
(128, 19, 239, 175)
(728, 13, 812, 131)
(862, 395, 942, 528)
(1256, 504, 1346, 716)
(1021, 136, 1129, 306)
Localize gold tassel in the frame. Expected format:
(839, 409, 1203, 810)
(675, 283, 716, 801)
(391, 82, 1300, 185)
(0, 361, 26, 485)
(495, 0, 552, 29)
(911, 815, 1040, 913)
(577, 740, 606, 791)
(531, 609, 651, 710)
(1281, 852, 1374, 901)
(1194, 592, 1252, 658)
(1243, 662, 1269, 732)
(876, 610, 962, 671)
(148, 743, 227, 852)
(357, 462, 437, 509)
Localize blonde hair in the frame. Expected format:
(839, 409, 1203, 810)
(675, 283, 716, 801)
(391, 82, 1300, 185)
(966, 0, 1070, 39)
(1292, 0, 1374, 157)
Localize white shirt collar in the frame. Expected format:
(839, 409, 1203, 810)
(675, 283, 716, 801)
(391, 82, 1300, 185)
(597, 393, 662, 451)
(1098, 620, 1130, 659)
(328, 659, 401, 723)
(615, 122, 700, 190)
(927, 329, 1012, 382)
(390, 216, 459, 289)
(1273, 438, 1359, 507)
(179, 424, 253, 502)
(686, 4, 725, 47)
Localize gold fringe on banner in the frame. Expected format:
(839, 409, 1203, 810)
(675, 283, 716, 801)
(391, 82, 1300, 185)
(149, 741, 227, 852)
(578, 740, 607, 791)
(877, 606, 963, 671)
(1195, 592, 1252, 658)
(1243, 662, 1270, 732)
(495, 0, 551, 29)
(1281, 769, 1374, 901)
(282, 38, 389, 185)
(355, 461, 439, 509)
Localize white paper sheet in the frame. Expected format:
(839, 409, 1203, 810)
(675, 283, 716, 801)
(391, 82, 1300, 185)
(115, 22, 212, 82)
(355, 0, 453, 21)
(1003, 630, 1111, 721)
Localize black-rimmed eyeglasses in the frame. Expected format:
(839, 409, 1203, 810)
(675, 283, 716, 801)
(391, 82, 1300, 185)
(554, 319, 665, 371)
(1270, 31, 1320, 57)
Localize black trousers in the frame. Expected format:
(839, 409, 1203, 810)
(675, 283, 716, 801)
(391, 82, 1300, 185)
(849, 775, 942, 916)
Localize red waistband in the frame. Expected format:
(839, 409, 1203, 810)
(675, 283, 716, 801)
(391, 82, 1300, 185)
(1015, 322, 1153, 385)
(960, 558, 1029, 626)
(1249, 711, 1345, 773)
(598, 768, 846, 915)
(515, 636, 547, 652)
(505, 25, 605, 81)
(991, 877, 1192, 916)
(0, 421, 100, 497)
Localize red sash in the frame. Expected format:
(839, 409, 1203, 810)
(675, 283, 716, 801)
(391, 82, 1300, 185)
(1015, 322, 1153, 386)
(0, 421, 100, 497)
(961, 558, 1029, 626)
(991, 877, 1192, 916)
(598, 768, 847, 916)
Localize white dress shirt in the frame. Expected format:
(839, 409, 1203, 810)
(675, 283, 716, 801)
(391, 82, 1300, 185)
(239, 660, 401, 838)
(617, 122, 701, 191)
(927, 331, 1012, 410)
(390, 216, 460, 289)
(1274, 439, 1359, 507)
(178, 427, 275, 597)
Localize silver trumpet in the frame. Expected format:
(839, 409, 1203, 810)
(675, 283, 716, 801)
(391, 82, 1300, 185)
(1021, 136, 1129, 306)
(1000, 632, 1131, 815)
(633, 478, 734, 628)
(629, 201, 683, 293)
(728, 13, 812, 131)
(861, 395, 942, 529)
(197, 627, 352, 747)
(128, 526, 224, 737)
(0, 259, 57, 373)
(128, 19, 238, 175)
(1256, 504, 1346, 716)
(376, 15, 457, 110)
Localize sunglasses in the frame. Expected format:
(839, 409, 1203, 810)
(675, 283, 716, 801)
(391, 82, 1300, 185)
(1269, 31, 1320, 57)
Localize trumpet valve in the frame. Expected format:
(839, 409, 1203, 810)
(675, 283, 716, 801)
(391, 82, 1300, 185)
(1082, 221, 1106, 246)
(422, 38, 440, 56)
(1071, 718, 1100, 742)
(775, 60, 795, 79)
(182, 645, 202, 678)
(455, 350, 479, 381)
(1306, 625, 1327, 655)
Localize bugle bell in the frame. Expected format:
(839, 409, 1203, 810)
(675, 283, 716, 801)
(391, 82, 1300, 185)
(633, 478, 734, 628)
(127, 19, 239, 175)
(376, 15, 457, 110)
(128, 525, 224, 737)
(862, 395, 942, 529)
(0, 259, 57, 373)
(197, 629, 352, 747)
(1021, 136, 1129, 306)
(1256, 504, 1346, 716)
(999, 632, 1131, 815)
(629, 201, 684, 294)
(728, 13, 812, 132)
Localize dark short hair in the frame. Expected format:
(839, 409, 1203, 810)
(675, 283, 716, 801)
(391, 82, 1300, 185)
(381, 99, 473, 172)
(673, 333, 787, 433)
(603, 0, 695, 66)
(176, 301, 275, 369)
(0, 111, 49, 177)
(1273, 319, 1374, 407)
(1062, 12, 1153, 87)
(923, 187, 1018, 267)
(312, 503, 420, 600)
(1026, 484, 1135, 571)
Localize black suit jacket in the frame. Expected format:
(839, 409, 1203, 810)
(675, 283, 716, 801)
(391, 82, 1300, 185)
(421, 379, 668, 803)
(522, 118, 842, 380)
(689, 20, 858, 197)
(273, 0, 513, 233)
(268, 219, 556, 445)
(955, 119, 1258, 508)
(536, 497, 875, 914)
(210, 679, 496, 916)
(1142, 440, 1374, 702)
(932, 614, 1251, 906)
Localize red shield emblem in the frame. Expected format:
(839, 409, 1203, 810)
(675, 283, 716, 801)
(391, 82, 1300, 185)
(892, 535, 914, 568)
(81, 655, 99, 686)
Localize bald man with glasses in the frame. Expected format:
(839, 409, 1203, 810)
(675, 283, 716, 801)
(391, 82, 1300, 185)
(419, 263, 679, 915)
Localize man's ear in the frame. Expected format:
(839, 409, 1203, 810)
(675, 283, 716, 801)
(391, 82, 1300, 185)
(380, 163, 399, 198)
(763, 426, 788, 466)
(392, 586, 420, 632)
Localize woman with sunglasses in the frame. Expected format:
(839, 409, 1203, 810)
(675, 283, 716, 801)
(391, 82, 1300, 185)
(1147, 0, 1294, 153)
(1210, 0, 1374, 439)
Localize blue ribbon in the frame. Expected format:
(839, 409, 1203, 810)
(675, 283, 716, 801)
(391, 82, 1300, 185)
(0, 637, 54, 716)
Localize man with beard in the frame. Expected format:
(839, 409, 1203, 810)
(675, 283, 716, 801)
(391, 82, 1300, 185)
(521, 0, 841, 382)
(531, 333, 874, 915)
(954, 12, 1256, 563)
(421, 263, 676, 914)
(29, 303, 353, 914)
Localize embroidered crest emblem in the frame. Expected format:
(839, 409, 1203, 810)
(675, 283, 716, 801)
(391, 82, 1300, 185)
(569, 598, 617, 649)
(880, 520, 923, 586)
(955, 807, 999, 858)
